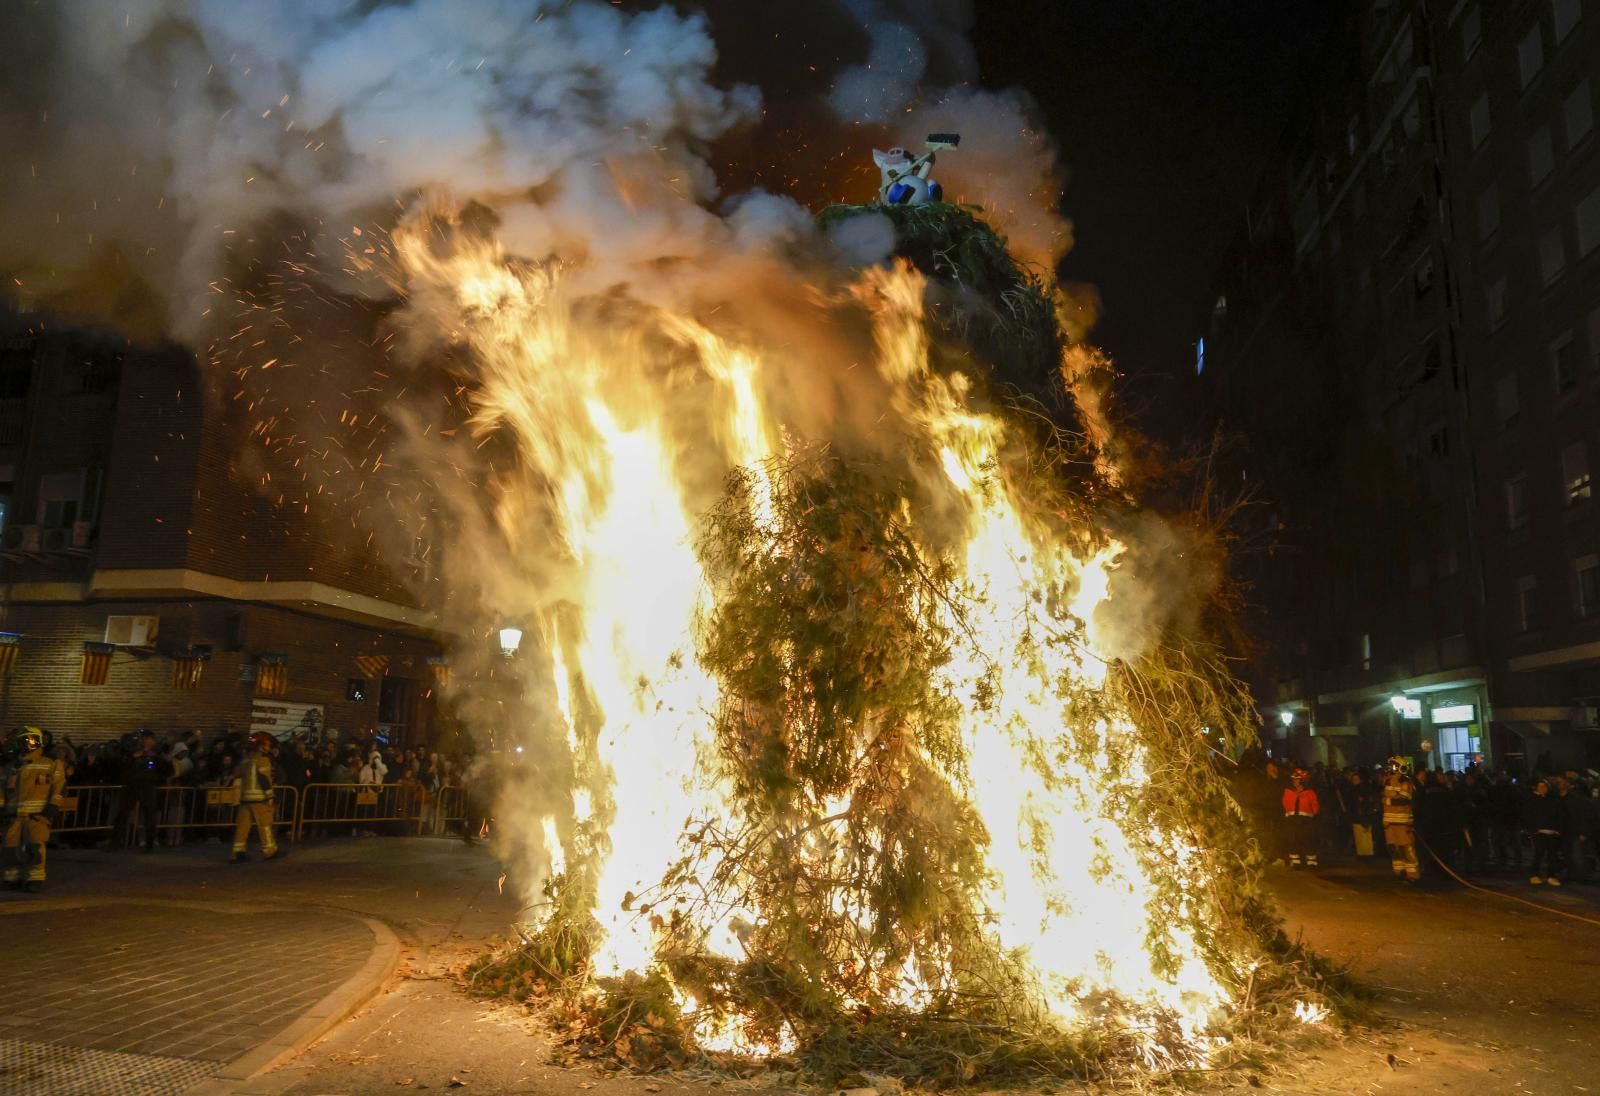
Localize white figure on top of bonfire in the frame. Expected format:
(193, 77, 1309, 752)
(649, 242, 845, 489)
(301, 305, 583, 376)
(872, 132, 960, 207)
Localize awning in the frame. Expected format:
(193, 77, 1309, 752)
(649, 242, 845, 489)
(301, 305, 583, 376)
(1494, 720, 1552, 737)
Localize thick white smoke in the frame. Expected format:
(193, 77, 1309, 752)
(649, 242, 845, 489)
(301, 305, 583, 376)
(1, 0, 1077, 329)
(1, 0, 767, 335)
(827, 0, 1071, 273)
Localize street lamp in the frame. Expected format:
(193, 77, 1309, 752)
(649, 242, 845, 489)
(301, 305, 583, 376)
(498, 626, 523, 657)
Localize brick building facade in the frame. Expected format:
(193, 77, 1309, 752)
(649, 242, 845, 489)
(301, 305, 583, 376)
(0, 315, 444, 747)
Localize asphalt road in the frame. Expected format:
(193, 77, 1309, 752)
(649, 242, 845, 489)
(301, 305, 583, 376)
(1264, 862, 1600, 1095)
(244, 853, 1600, 1096)
(5, 838, 1597, 1095)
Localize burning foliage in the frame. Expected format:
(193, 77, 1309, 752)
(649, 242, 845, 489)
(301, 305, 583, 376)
(462, 207, 1352, 1086)
(819, 203, 1067, 406)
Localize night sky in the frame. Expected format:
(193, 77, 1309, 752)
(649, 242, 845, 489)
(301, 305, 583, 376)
(973, 1, 1342, 437)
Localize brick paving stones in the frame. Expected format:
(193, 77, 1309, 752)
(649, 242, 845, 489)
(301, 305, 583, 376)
(0, 1037, 219, 1096)
(0, 903, 372, 1067)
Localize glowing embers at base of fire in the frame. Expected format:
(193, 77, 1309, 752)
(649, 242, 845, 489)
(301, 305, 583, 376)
(683, 997, 798, 1058)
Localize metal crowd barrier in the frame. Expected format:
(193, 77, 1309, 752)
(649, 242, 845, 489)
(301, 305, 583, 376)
(151, 784, 300, 845)
(48, 784, 300, 845)
(293, 782, 427, 840)
(47, 785, 123, 835)
(433, 785, 467, 834)
(47, 782, 466, 845)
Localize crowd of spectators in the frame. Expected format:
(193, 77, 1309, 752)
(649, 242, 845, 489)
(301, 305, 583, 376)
(1, 726, 476, 849)
(1233, 749, 1600, 886)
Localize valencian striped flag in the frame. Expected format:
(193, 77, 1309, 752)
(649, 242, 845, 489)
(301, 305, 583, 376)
(256, 652, 288, 696)
(172, 646, 210, 690)
(0, 633, 20, 676)
(354, 654, 389, 680)
(80, 641, 115, 686)
(426, 655, 451, 690)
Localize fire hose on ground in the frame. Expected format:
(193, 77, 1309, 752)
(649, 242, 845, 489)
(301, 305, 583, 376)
(1419, 839, 1600, 929)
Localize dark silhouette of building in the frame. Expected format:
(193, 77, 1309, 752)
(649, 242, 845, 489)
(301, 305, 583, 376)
(1202, 0, 1600, 772)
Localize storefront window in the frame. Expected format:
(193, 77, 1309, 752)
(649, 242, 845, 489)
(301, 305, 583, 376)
(1439, 724, 1482, 771)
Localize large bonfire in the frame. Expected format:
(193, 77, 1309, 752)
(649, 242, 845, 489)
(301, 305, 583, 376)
(0, 0, 1344, 1081)
(416, 201, 1332, 1081)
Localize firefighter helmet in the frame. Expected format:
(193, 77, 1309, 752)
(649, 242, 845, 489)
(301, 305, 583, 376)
(250, 731, 276, 752)
(1386, 755, 1413, 776)
(17, 727, 44, 754)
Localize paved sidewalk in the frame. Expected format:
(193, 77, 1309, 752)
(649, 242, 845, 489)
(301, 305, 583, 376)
(0, 838, 516, 1094)
(0, 901, 379, 1095)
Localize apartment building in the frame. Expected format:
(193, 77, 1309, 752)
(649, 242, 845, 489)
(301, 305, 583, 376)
(0, 312, 445, 747)
(1435, 0, 1600, 770)
(1201, 0, 1600, 772)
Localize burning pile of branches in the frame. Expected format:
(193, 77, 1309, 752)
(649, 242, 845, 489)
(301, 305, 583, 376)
(462, 206, 1353, 1085)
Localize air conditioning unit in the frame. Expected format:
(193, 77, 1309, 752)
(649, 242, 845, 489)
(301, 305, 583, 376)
(105, 614, 160, 647)
(70, 521, 93, 549)
(42, 528, 69, 553)
(3, 524, 41, 553)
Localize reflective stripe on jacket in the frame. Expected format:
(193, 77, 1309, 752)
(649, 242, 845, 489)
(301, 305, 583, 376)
(239, 755, 275, 803)
(1282, 786, 1320, 817)
(1381, 780, 1414, 825)
(4, 756, 66, 814)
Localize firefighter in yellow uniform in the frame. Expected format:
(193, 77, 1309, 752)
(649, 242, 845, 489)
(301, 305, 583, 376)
(232, 732, 280, 862)
(4, 728, 68, 891)
(1381, 755, 1421, 882)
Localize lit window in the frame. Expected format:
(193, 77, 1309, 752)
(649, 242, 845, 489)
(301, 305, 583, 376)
(1462, 5, 1483, 58)
(1528, 124, 1555, 185)
(1577, 555, 1600, 618)
(1554, 0, 1582, 42)
(1563, 442, 1592, 503)
(1518, 575, 1539, 632)
(1469, 92, 1492, 148)
(1497, 373, 1520, 427)
(1566, 81, 1594, 147)
(1360, 633, 1372, 672)
(1195, 336, 1205, 376)
(1578, 185, 1600, 256)
(1539, 227, 1566, 284)
(1519, 24, 1545, 88)
(1553, 334, 1579, 392)
(1478, 185, 1500, 240)
(1507, 475, 1529, 529)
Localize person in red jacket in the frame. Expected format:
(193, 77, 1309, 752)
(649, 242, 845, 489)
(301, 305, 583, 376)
(1283, 767, 1322, 869)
